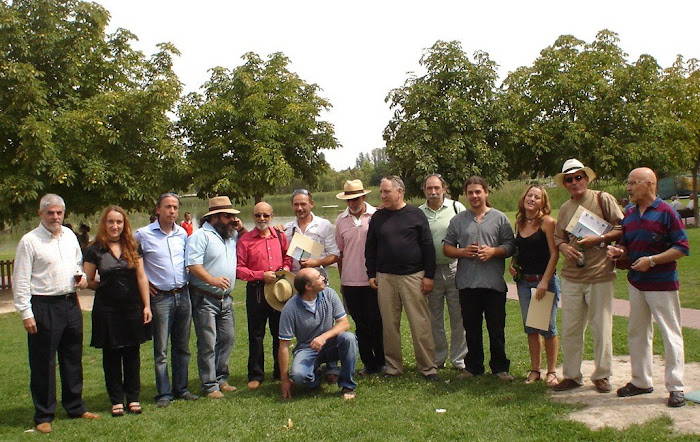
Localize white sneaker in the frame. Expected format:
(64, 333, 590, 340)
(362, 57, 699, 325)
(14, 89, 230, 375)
(495, 372, 514, 382)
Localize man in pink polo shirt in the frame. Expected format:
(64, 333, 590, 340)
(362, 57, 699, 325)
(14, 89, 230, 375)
(335, 180, 384, 375)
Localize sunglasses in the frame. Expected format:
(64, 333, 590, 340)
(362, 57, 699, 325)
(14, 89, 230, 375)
(221, 213, 238, 220)
(254, 213, 271, 219)
(564, 174, 585, 184)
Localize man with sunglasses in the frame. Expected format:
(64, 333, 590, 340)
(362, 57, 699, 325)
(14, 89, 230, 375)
(186, 196, 246, 398)
(237, 202, 292, 390)
(553, 159, 623, 393)
(135, 192, 198, 407)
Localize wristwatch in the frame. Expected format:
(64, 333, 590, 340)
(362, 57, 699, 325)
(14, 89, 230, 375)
(648, 256, 656, 267)
(599, 235, 606, 248)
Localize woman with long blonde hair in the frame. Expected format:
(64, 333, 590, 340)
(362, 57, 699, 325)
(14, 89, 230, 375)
(83, 206, 152, 416)
(509, 185, 560, 387)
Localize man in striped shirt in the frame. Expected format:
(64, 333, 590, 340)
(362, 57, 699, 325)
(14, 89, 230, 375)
(608, 167, 689, 408)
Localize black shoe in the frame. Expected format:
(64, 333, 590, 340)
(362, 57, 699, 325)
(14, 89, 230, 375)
(156, 398, 170, 408)
(668, 391, 686, 408)
(616, 382, 653, 397)
(176, 392, 199, 401)
(424, 373, 439, 382)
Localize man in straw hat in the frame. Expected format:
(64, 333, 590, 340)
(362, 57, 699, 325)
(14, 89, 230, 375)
(186, 196, 246, 399)
(278, 268, 357, 400)
(236, 202, 292, 390)
(552, 159, 623, 393)
(334, 179, 384, 375)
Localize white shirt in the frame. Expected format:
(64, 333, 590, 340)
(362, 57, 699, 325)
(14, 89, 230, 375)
(13, 224, 83, 320)
(284, 212, 339, 273)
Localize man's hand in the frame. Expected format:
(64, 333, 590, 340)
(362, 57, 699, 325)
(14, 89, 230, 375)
(508, 263, 518, 277)
(74, 275, 88, 290)
(561, 244, 583, 262)
(148, 283, 158, 297)
(369, 278, 378, 290)
(263, 271, 277, 284)
(631, 256, 652, 272)
(607, 245, 625, 261)
(310, 335, 327, 352)
(281, 378, 293, 399)
(477, 245, 496, 262)
(421, 277, 434, 295)
(465, 243, 479, 259)
(299, 258, 320, 269)
(273, 224, 286, 233)
(210, 276, 231, 290)
(23, 317, 37, 334)
(576, 235, 600, 250)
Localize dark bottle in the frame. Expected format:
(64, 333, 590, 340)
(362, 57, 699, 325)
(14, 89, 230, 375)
(576, 243, 585, 268)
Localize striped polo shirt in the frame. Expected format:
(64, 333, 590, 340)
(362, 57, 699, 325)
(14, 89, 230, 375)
(620, 198, 689, 291)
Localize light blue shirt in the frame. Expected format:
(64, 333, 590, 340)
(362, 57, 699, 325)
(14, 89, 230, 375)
(185, 222, 238, 297)
(134, 221, 188, 291)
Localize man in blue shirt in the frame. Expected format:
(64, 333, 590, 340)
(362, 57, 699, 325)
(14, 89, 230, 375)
(186, 196, 246, 398)
(135, 193, 198, 407)
(278, 268, 357, 400)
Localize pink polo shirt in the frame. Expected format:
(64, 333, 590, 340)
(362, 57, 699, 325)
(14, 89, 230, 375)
(335, 203, 376, 286)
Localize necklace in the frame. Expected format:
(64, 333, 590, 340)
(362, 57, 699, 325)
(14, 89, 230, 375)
(525, 215, 538, 224)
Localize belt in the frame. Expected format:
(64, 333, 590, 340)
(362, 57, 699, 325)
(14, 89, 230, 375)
(157, 285, 187, 295)
(522, 274, 543, 282)
(190, 285, 226, 300)
(31, 293, 77, 302)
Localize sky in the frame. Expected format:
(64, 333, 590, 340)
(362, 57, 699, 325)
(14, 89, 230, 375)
(95, 0, 700, 171)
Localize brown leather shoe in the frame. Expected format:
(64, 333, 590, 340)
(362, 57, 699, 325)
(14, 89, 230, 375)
(80, 411, 100, 419)
(593, 378, 612, 393)
(247, 380, 261, 390)
(326, 373, 339, 384)
(207, 390, 224, 399)
(36, 422, 52, 433)
(220, 382, 237, 392)
(668, 391, 686, 408)
(553, 378, 582, 392)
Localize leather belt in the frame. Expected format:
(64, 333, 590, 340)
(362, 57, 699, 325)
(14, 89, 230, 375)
(190, 285, 226, 300)
(522, 274, 543, 282)
(157, 285, 187, 295)
(32, 292, 77, 301)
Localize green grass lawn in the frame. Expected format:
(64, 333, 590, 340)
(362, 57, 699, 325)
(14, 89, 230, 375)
(0, 268, 698, 441)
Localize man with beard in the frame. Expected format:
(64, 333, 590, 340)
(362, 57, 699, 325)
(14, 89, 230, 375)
(186, 196, 246, 398)
(236, 202, 292, 390)
(335, 180, 384, 375)
(419, 174, 468, 371)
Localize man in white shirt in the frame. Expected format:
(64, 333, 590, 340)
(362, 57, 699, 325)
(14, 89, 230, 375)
(13, 194, 99, 434)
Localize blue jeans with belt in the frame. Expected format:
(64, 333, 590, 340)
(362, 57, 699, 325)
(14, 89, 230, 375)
(151, 286, 193, 401)
(290, 332, 357, 391)
(191, 291, 235, 394)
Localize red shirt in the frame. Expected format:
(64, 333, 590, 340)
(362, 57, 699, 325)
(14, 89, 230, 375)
(236, 228, 292, 281)
(181, 221, 193, 236)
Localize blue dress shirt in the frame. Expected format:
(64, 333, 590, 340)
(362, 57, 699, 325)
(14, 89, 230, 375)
(185, 222, 238, 297)
(134, 221, 188, 291)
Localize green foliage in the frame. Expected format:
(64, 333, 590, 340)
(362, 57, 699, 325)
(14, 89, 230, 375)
(384, 40, 506, 199)
(0, 0, 185, 222)
(178, 52, 339, 203)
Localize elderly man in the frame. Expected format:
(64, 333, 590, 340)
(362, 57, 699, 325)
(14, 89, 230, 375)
(284, 189, 339, 276)
(135, 193, 198, 408)
(552, 159, 623, 393)
(186, 196, 246, 398)
(13, 194, 98, 434)
(236, 202, 292, 390)
(278, 268, 357, 400)
(608, 168, 689, 407)
(335, 179, 384, 375)
(419, 173, 468, 371)
(443, 176, 515, 381)
(365, 175, 438, 381)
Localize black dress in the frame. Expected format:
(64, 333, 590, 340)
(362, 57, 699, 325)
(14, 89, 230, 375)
(83, 244, 151, 349)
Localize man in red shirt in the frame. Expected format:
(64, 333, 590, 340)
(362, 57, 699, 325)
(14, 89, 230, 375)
(237, 202, 292, 389)
(181, 212, 194, 236)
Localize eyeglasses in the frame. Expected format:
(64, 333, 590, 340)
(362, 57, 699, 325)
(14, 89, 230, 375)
(254, 213, 271, 219)
(564, 175, 585, 184)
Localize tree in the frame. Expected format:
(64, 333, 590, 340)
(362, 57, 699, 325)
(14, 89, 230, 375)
(661, 56, 700, 225)
(0, 0, 185, 222)
(384, 40, 505, 199)
(178, 52, 339, 204)
(501, 30, 667, 180)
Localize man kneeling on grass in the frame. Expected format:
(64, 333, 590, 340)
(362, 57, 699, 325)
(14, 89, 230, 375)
(278, 268, 358, 400)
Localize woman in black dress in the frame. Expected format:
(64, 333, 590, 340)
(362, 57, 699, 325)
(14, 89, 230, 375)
(84, 206, 152, 416)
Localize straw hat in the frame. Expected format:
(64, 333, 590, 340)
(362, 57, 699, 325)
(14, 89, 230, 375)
(336, 179, 371, 200)
(264, 270, 296, 311)
(203, 196, 240, 217)
(553, 158, 597, 188)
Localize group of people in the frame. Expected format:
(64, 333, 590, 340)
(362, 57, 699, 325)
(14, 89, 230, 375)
(12, 158, 690, 434)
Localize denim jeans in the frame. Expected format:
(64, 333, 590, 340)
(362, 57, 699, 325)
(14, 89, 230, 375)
(290, 332, 357, 390)
(151, 287, 193, 401)
(191, 292, 235, 394)
(516, 275, 560, 337)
